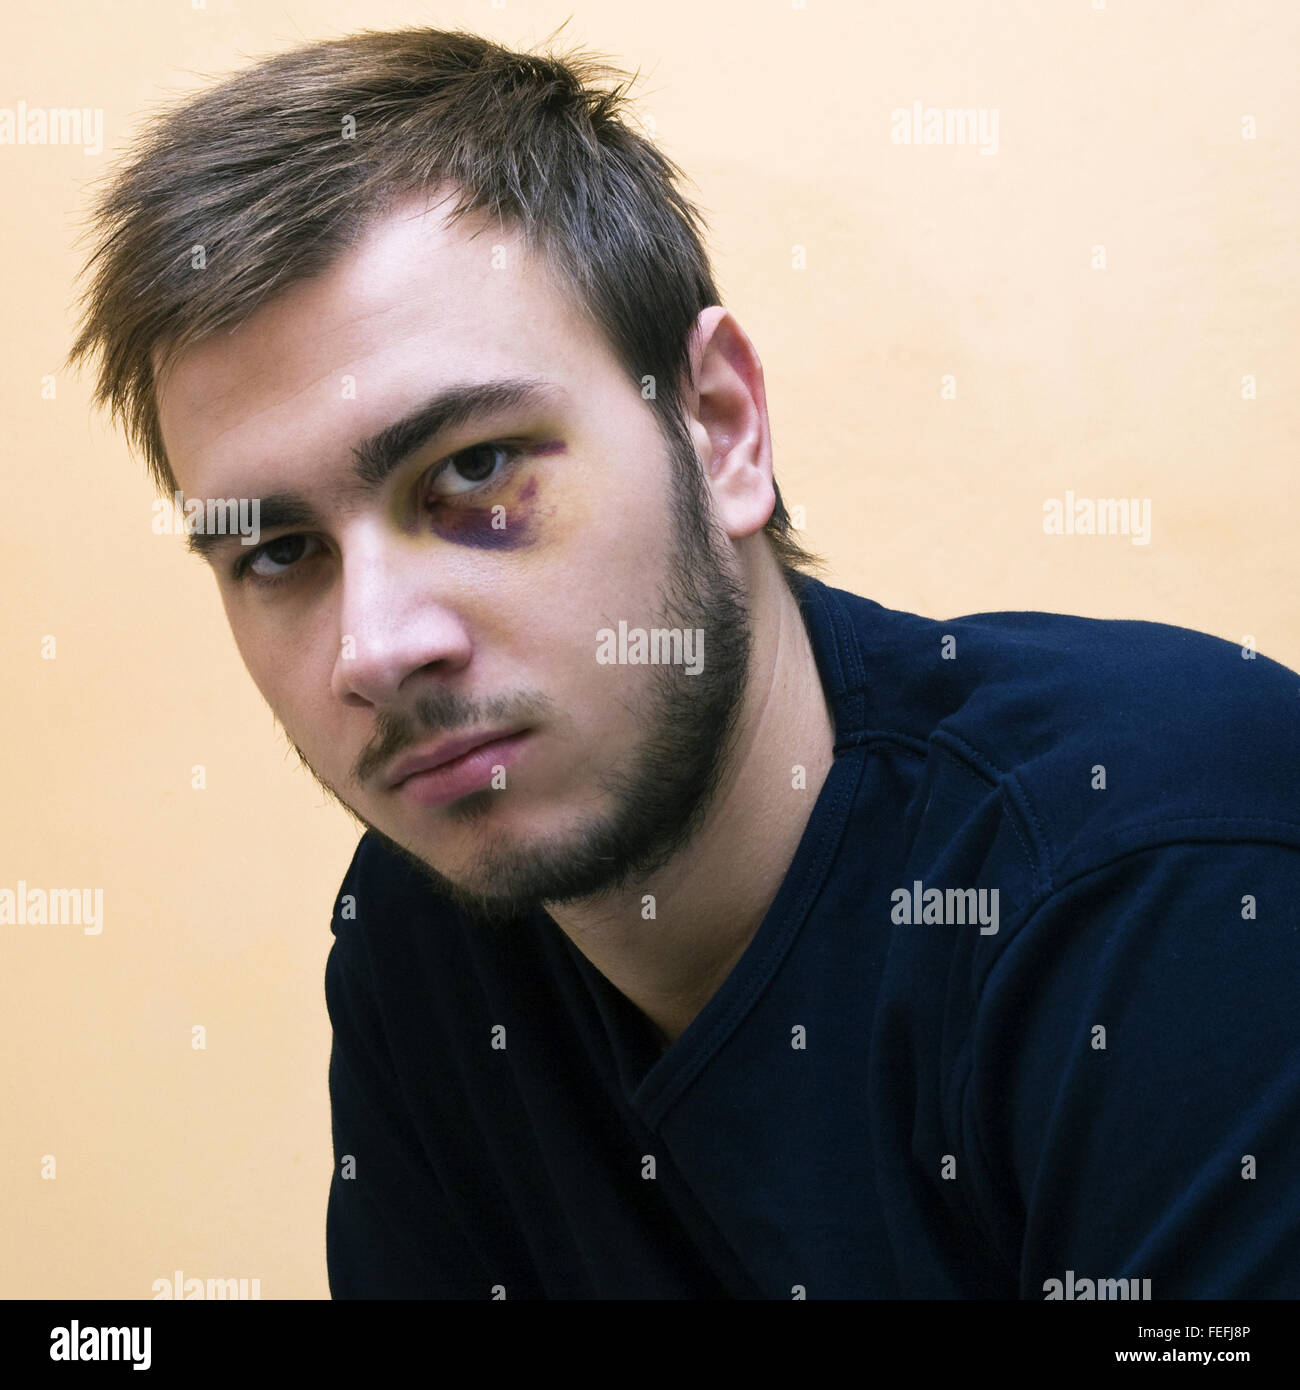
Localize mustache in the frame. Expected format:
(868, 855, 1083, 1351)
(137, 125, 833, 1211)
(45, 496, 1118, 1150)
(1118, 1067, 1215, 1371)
(352, 687, 556, 787)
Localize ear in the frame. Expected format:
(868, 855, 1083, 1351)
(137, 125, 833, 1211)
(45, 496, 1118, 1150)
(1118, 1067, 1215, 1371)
(684, 307, 776, 542)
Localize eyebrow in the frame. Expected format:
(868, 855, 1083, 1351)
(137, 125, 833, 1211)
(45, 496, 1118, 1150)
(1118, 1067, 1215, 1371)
(185, 376, 565, 562)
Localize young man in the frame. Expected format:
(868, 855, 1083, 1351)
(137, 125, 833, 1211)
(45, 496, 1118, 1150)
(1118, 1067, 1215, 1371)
(73, 28, 1300, 1299)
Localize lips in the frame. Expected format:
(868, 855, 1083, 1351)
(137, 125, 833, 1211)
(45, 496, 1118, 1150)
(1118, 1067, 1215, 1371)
(386, 727, 528, 789)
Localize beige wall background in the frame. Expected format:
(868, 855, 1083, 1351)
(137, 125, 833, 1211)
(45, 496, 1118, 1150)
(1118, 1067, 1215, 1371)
(2, 0, 1296, 1299)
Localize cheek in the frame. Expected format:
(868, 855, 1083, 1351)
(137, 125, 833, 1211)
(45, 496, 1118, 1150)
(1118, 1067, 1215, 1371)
(220, 599, 270, 695)
(222, 603, 326, 735)
(235, 641, 291, 720)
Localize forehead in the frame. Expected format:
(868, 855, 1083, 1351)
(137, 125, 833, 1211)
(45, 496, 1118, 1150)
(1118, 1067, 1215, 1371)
(155, 193, 607, 497)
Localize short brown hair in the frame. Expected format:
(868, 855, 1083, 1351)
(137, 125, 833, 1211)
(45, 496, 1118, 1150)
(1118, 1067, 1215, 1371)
(70, 25, 821, 584)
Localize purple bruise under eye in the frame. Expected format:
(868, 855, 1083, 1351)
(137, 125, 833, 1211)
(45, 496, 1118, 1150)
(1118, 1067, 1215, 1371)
(428, 472, 544, 550)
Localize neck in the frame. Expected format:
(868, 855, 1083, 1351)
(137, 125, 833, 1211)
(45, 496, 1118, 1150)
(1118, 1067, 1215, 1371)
(543, 559, 835, 1048)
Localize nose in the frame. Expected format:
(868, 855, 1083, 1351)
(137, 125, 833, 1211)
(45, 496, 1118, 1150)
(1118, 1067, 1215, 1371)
(330, 525, 473, 707)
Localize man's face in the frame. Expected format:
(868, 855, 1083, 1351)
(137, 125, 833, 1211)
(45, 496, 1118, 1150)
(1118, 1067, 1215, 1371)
(157, 194, 752, 922)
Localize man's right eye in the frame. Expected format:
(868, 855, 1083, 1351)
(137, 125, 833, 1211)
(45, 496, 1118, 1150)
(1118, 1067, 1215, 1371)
(235, 534, 323, 586)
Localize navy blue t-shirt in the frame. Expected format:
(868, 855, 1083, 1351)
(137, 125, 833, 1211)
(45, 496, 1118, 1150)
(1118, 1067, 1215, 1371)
(325, 576, 1300, 1298)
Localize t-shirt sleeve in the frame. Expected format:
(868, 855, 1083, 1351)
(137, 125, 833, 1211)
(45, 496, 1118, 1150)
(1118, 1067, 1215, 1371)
(964, 837, 1300, 1298)
(325, 881, 490, 1299)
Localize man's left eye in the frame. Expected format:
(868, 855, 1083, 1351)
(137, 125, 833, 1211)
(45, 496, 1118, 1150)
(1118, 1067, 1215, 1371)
(426, 442, 523, 499)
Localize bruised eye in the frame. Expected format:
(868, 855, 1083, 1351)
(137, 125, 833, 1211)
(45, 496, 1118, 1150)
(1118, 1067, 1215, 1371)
(425, 442, 524, 500)
(230, 441, 528, 590)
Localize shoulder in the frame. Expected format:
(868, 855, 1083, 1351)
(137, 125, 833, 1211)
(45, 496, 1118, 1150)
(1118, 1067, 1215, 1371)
(330, 830, 435, 934)
(816, 580, 1300, 887)
(327, 831, 459, 993)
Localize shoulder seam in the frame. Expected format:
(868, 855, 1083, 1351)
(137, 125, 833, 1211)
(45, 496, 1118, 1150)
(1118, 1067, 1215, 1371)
(932, 729, 1053, 898)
